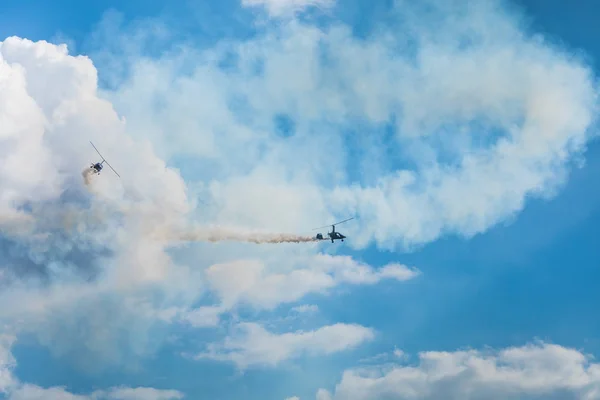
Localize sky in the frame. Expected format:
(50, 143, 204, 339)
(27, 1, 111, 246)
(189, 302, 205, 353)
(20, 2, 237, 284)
(0, 0, 600, 399)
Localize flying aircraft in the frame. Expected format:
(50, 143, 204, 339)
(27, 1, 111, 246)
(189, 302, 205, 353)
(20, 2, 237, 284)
(89, 141, 120, 178)
(313, 217, 354, 243)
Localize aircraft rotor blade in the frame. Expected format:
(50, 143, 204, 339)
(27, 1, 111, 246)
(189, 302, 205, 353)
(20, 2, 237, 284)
(90, 141, 120, 178)
(331, 217, 354, 226)
(311, 217, 355, 230)
(90, 141, 105, 160)
(102, 159, 121, 178)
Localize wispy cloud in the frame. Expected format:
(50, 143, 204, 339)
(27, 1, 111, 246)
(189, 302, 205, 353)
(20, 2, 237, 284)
(172, 255, 417, 328)
(0, 0, 597, 382)
(193, 322, 375, 369)
(318, 341, 600, 399)
(202, 255, 419, 310)
(241, 0, 336, 17)
(98, 0, 599, 253)
(291, 304, 319, 314)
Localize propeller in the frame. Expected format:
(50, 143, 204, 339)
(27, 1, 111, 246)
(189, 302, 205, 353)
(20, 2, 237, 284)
(312, 217, 355, 231)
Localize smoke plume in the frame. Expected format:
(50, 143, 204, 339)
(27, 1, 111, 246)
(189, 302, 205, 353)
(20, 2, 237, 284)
(82, 167, 95, 186)
(163, 226, 319, 244)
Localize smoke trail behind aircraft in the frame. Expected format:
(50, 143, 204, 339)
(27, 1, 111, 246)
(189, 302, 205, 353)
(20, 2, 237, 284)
(82, 167, 94, 185)
(78, 168, 318, 245)
(165, 226, 319, 244)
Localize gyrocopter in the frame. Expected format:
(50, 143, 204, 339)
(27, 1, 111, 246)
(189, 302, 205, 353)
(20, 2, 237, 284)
(89, 141, 120, 177)
(313, 217, 354, 243)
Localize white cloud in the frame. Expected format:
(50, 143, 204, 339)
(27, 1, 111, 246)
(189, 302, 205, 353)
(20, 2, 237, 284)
(177, 305, 225, 328)
(0, 35, 203, 370)
(318, 342, 600, 399)
(92, 387, 185, 400)
(146, 253, 417, 328)
(8, 385, 87, 400)
(6, 386, 185, 400)
(358, 347, 407, 365)
(291, 304, 319, 314)
(197, 255, 419, 313)
(0, 334, 17, 393)
(241, 0, 335, 17)
(0, 337, 184, 400)
(0, 0, 598, 388)
(195, 322, 375, 369)
(315, 390, 332, 400)
(284, 397, 300, 400)
(392, 348, 405, 359)
(99, 0, 599, 253)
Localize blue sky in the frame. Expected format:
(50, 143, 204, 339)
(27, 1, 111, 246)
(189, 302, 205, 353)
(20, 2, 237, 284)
(1, 0, 600, 399)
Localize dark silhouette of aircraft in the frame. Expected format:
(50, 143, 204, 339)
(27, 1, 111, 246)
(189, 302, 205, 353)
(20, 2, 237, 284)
(89, 141, 120, 178)
(313, 217, 354, 243)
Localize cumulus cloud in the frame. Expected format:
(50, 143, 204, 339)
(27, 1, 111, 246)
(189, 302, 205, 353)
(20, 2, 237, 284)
(202, 255, 419, 310)
(0, 0, 599, 390)
(194, 322, 375, 369)
(170, 255, 418, 328)
(0, 35, 202, 370)
(317, 341, 600, 399)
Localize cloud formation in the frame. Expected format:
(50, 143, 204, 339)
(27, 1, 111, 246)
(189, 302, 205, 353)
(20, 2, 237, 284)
(163, 254, 418, 329)
(0, 335, 184, 400)
(241, 0, 335, 17)
(0, 0, 599, 396)
(201, 254, 419, 310)
(100, 0, 599, 252)
(0, 35, 200, 370)
(194, 322, 375, 369)
(317, 341, 600, 399)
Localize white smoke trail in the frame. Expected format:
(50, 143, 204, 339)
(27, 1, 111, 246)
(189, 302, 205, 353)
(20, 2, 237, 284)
(82, 167, 95, 186)
(10, 165, 319, 246)
(160, 225, 320, 244)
